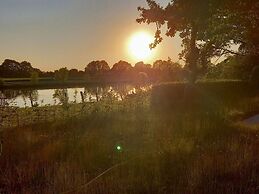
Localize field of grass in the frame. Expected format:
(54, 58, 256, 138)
(1, 83, 259, 194)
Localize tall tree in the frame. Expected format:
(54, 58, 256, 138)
(85, 60, 110, 76)
(111, 61, 132, 72)
(54, 68, 69, 82)
(208, 0, 259, 67)
(137, 0, 224, 82)
(134, 61, 152, 72)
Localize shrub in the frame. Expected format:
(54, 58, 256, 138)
(151, 81, 257, 112)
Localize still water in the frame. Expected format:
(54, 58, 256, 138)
(0, 84, 150, 108)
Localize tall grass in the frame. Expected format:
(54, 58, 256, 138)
(0, 82, 259, 193)
(152, 81, 259, 113)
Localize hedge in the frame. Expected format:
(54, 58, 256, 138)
(151, 80, 258, 112)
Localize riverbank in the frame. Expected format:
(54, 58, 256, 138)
(0, 90, 149, 130)
(0, 78, 142, 90)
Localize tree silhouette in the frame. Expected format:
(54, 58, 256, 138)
(111, 60, 132, 72)
(134, 61, 152, 72)
(69, 69, 79, 78)
(54, 68, 69, 82)
(153, 59, 183, 81)
(85, 60, 110, 76)
(137, 0, 226, 82)
(210, 0, 259, 56)
(208, 0, 259, 73)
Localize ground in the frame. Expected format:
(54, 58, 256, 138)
(0, 90, 259, 194)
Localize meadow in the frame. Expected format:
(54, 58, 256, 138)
(0, 82, 259, 194)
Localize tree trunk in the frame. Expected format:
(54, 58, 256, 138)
(29, 93, 34, 107)
(187, 24, 199, 83)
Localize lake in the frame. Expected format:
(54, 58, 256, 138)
(0, 84, 150, 108)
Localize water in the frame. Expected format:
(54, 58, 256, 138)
(0, 84, 150, 108)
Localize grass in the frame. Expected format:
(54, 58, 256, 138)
(0, 84, 259, 193)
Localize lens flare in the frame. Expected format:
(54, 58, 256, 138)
(116, 145, 122, 151)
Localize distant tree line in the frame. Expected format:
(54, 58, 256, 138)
(0, 58, 185, 83)
(0, 55, 258, 84)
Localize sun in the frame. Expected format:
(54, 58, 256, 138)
(128, 32, 155, 61)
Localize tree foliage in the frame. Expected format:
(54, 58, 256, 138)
(137, 0, 259, 82)
(134, 61, 152, 72)
(0, 59, 41, 78)
(85, 60, 110, 76)
(111, 60, 132, 72)
(55, 68, 69, 82)
(137, 0, 223, 82)
(210, 0, 259, 56)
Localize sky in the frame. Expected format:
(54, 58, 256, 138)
(0, 0, 182, 71)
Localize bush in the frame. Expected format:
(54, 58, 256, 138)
(151, 81, 258, 112)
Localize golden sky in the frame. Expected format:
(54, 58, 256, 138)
(0, 0, 182, 71)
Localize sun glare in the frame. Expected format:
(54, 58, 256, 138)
(128, 32, 155, 61)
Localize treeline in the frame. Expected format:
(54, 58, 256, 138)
(0, 55, 258, 84)
(0, 58, 184, 83)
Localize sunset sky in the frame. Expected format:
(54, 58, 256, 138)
(0, 0, 182, 71)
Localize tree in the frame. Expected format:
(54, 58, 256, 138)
(111, 60, 132, 72)
(0, 59, 41, 78)
(134, 61, 152, 72)
(207, 0, 259, 71)
(153, 59, 181, 71)
(134, 61, 152, 81)
(133, 61, 152, 74)
(153, 58, 183, 81)
(137, 0, 226, 82)
(110, 61, 133, 82)
(209, 0, 259, 55)
(85, 60, 110, 76)
(69, 69, 79, 78)
(55, 68, 69, 82)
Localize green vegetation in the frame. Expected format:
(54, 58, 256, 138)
(152, 81, 259, 112)
(1, 84, 259, 193)
(0, 0, 258, 193)
(54, 68, 69, 83)
(137, 0, 259, 82)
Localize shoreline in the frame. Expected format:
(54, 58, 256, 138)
(0, 80, 150, 90)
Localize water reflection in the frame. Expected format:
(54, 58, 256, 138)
(53, 89, 69, 106)
(0, 84, 151, 108)
(22, 90, 39, 107)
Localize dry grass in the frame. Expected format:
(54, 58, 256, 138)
(0, 84, 259, 193)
